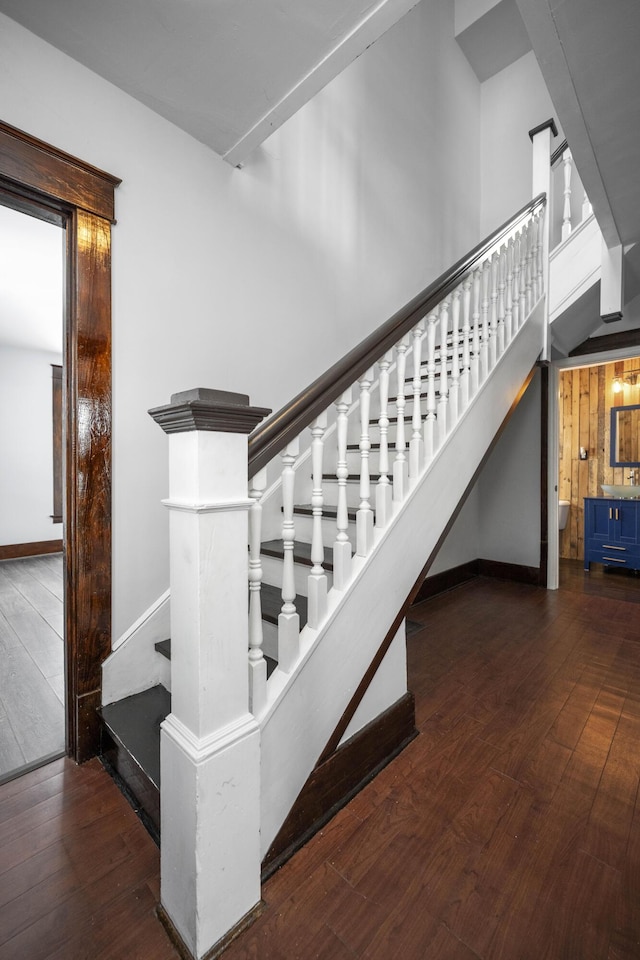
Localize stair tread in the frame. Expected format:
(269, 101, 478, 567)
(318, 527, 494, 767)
(322, 473, 381, 482)
(293, 503, 359, 521)
(154, 639, 171, 660)
(261, 581, 308, 629)
(101, 684, 170, 789)
(261, 539, 334, 570)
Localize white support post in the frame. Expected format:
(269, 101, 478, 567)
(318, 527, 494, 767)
(278, 438, 300, 672)
(530, 118, 555, 359)
(561, 149, 573, 240)
(437, 300, 450, 448)
(600, 239, 624, 324)
(489, 252, 499, 370)
(307, 412, 328, 628)
(423, 312, 438, 460)
(449, 291, 460, 427)
(375, 352, 393, 528)
(357, 369, 375, 557)
(149, 387, 270, 960)
(409, 321, 425, 478)
(248, 466, 267, 716)
(393, 337, 409, 502)
(333, 388, 353, 589)
(460, 278, 471, 411)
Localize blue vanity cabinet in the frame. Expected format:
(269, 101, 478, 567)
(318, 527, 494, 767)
(584, 497, 640, 571)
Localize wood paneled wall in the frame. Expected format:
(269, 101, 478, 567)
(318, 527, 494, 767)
(559, 357, 640, 560)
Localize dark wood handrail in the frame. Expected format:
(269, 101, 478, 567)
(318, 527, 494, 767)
(248, 192, 546, 477)
(550, 138, 569, 168)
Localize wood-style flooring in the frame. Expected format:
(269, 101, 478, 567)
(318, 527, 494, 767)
(2, 562, 640, 959)
(0, 555, 65, 781)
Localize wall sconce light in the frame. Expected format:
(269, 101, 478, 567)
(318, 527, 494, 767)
(612, 370, 640, 393)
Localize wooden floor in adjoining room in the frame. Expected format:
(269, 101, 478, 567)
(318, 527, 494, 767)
(0, 555, 65, 781)
(2, 562, 640, 959)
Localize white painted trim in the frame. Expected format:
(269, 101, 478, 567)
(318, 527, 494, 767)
(258, 300, 545, 854)
(549, 212, 595, 261)
(162, 711, 259, 764)
(224, 0, 422, 165)
(114, 588, 170, 649)
(162, 497, 253, 513)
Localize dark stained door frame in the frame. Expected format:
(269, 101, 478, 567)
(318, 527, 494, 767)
(0, 121, 120, 762)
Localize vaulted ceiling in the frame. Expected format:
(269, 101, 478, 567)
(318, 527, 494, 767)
(0, 0, 420, 166)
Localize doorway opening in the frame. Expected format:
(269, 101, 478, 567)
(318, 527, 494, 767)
(556, 354, 640, 598)
(0, 120, 119, 765)
(0, 203, 65, 782)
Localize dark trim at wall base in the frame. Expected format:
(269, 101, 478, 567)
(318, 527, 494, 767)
(477, 558, 541, 585)
(412, 558, 543, 604)
(413, 560, 480, 603)
(0, 540, 63, 561)
(262, 692, 417, 878)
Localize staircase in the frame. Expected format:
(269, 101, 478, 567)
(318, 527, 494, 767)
(100, 192, 548, 855)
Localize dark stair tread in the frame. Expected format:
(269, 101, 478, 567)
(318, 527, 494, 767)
(261, 539, 334, 571)
(154, 637, 278, 677)
(322, 473, 381, 483)
(261, 582, 308, 629)
(154, 639, 171, 660)
(101, 684, 170, 790)
(293, 503, 360, 521)
(346, 443, 382, 451)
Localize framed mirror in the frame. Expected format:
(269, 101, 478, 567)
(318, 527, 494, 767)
(611, 403, 640, 466)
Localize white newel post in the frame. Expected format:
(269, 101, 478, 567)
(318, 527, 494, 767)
(149, 387, 270, 960)
(529, 118, 556, 360)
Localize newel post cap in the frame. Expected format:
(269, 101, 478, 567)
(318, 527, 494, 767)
(528, 118, 558, 142)
(148, 387, 271, 435)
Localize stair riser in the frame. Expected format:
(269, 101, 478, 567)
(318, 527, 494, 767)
(322, 480, 379, 510)
(261, 554, 334, 595)
(291, 512, 356, 546)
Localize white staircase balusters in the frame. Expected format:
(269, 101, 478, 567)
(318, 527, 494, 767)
(307, 413, 328, 628)
(410, 321, 425, 478)
(489, 251, 499, 370)
(248, 467, 267, 714)
(497, 245, 506, 356)
(393, 337, 409, 501)
(424, 311, 438, 460)
(449, 291, 460, 427)
(375, 352, 393, 528)
(519, 226, 529, 323)
(278, 438, 300, 672)
(562, 149, 572, 240)
(504, 238, 514, 344)
(480, 260, 490, 382)
(333, 388, 353, 588)
(357, 369, 375, 557)
(526, 218, 535, 314)
(460, 277, 471, 412)
(437, 300, 449, 448)
(582, 188, 592, 222)
(536, 210, 544, 302)
(470, 269, 480, 393)
(512, 231, 521, 332)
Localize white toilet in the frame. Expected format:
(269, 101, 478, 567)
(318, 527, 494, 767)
(559, 499, 570, 530)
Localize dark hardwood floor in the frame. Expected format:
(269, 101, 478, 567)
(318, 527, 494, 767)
(0, 556, 65, 781)
(1, 561, 640, 958)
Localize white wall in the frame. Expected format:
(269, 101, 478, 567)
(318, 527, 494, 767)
(478, 369, 541, 566)
(480, 51, 561, 236)
(0, 1, 484, 641)
(0, 346, 62, 545)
